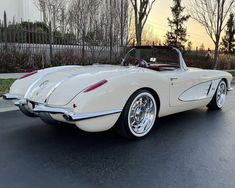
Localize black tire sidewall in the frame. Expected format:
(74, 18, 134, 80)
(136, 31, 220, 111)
(208, 80, 227, 110)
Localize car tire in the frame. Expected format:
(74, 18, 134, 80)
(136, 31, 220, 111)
(19, 105, 38, 117)
(207, 80, 227, 110)
(116, 89, 158, 139)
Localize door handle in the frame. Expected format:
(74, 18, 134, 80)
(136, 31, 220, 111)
(170, 77, 178, 81)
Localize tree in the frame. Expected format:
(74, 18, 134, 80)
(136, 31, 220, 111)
(186, 41, 192, 52)
(130, 0, 156, 45)
(199, 43, 206, 55)
(189, 0, 235, 69)
(165, 0, 190, 50)
(34, 0, 67, 31)
(221, 13, 235, 53)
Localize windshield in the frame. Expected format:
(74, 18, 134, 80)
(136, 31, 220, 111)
(122, 47, 180, 71)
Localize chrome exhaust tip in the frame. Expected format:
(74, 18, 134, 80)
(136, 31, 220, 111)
(63, 114, 73, 121)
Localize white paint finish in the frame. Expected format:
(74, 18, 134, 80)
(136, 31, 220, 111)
(46, 65, 139, 106)
(75, 114, 120, 132)
(179, 81, 212, 101)
(9, 66, 80, 100)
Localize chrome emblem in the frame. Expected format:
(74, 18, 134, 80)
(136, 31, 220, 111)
(39, 80, 49, 88)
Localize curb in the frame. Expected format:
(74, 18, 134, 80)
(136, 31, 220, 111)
(0, 98, 18, 113)
(0, 107, 18, 113)
(0, 73, 25, 79)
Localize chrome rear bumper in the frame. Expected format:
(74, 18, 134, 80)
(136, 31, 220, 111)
(14, 99, 28, 106)
(2, 94, 122, 121)
(33, 105, 122, 121)
(2, 93, 19, 100)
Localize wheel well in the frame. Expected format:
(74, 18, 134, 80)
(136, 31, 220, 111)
(135, 87, 161, 114)
(221, 78, 228, 88)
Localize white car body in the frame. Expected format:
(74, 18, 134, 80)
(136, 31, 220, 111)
(3, 46, 233, 134)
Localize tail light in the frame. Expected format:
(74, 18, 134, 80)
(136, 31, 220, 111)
(19, 70, 38, 79)
(84, 80, 108, 93)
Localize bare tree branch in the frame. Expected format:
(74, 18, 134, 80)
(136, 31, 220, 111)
(130, 0, 156, 45)
(189, 0, 235, 69)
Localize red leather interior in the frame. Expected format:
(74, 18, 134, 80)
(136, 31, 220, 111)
(148, 64, 179, 71)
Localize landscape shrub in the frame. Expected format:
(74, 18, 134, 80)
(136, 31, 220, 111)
(0, 48, 31, 72)
(1, 48, 235, 73)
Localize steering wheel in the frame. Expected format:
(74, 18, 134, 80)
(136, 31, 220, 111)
(123, 57, 148, 68)
(137, 59, 149, 68)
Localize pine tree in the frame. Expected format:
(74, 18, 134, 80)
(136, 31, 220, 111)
(165, 0, 190, 50)
(222, 13, 235, 54)
(186, 41, 192, 52)
(199, 43, 205, 53)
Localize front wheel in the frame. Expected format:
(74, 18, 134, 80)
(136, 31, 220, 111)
(116, 90, 158, 139)
(207, 80, 227, 110)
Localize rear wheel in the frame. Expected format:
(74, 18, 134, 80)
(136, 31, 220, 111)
(207, 80, 227, 110)
(116, 90, 157, 139)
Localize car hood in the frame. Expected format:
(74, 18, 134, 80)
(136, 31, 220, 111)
(26, 65, 139, 105)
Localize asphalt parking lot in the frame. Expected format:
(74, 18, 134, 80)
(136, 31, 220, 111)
(0, 85, 235, 188)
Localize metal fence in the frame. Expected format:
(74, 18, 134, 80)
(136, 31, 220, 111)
(0, 12, 127, 72)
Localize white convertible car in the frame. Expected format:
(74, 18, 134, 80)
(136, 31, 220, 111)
(3, 46, 233, 139)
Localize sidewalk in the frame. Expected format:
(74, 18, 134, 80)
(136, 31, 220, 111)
(0, 98, 18, 112)
(0, 73, 26, 79)
(0, 73, 25, 112)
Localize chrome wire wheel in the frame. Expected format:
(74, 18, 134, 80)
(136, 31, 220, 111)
(128, 92, 157, 137)
(216, 81, 227, 108)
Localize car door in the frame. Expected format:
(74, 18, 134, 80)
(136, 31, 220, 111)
(169, 69, 211, 107)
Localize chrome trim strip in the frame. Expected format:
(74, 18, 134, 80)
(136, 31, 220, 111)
(24, 76, 43, 98)
(2, 93, 19, 100)
(178, 96, 211, 102)
(207, 82, 212, 96)
(33, 105, 122, 121)
(14, 99, 27, 106)
(45, 79, 67, 103)
(173, 47, 188, 71)
(178, 80, 214, 102)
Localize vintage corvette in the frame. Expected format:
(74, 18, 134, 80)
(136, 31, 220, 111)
(3, 46, 233, 139)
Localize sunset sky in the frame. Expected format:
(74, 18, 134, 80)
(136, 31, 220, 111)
(147, 0, 215, 50)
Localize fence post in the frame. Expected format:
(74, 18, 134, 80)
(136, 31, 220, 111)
(120, 0, 124, 47)
(109, 0, 113, 63)
(49, 21, 53, 65)
(82, 28, 85, 65)
(4, 11, 7, 51)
